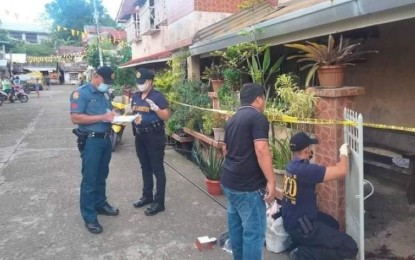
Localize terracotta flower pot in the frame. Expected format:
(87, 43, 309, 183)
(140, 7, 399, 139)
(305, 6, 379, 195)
(317, 65, 345, 88)
(211, 79, 223, 92)
(205, 178, 222, 195)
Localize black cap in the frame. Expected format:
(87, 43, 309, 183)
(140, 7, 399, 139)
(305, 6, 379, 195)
(289, 132, 318, 151)
(96, 66, 115, 85)
(135, 68, 154, 84)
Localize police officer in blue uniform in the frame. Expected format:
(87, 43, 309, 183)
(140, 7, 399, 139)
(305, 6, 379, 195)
(70, 66, 119, 234)
(130, 68, 170, 216)
(282, 132, 358, 259)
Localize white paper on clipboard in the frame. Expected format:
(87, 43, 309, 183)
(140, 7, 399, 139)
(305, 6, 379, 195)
(113, 114, 139, 124)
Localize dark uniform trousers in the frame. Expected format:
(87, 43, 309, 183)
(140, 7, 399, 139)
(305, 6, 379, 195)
(80, 137, 112, 223)
(134, 126, 166, 206)
(288, 212, 358, 260)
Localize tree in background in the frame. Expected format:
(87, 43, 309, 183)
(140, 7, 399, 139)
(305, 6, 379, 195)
(45, 0, 115, 46)
(11, 41, 56, 56)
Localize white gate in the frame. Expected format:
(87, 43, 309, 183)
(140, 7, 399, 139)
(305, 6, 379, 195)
(344, 108, 364, 260)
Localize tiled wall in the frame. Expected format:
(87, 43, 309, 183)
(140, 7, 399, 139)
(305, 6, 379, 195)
(166, 0, 195, 24)
(195, 0, 242, 13)
(195, 0, 278, 13)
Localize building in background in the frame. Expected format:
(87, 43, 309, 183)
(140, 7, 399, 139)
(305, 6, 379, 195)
(0, 23, 50, 44)
(116, 0, 264, 70)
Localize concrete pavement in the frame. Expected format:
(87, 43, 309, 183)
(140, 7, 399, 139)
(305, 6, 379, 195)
(0, 85, 288, 260)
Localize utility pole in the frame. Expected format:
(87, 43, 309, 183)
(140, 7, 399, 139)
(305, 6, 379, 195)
(93, 0, 104, 67)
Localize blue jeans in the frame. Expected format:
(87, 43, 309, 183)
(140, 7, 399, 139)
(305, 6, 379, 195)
(222, 185, 266, 260)
(80, 137, 112, 223)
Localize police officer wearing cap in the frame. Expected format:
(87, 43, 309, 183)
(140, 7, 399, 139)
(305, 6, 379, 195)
(130, 68, 170, 216)
(70, 66, 119, 234)
(281, 132, 358, 259)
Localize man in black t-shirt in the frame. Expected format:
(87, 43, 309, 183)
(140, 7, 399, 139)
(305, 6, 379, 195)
(282, 132, 358, 260)
(220, 83, 276, 260)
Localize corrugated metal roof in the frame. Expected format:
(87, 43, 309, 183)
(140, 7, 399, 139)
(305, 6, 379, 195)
(190, 0, 415, 56)
(119, 51, 172, 68)
(193, 3, 282, 43)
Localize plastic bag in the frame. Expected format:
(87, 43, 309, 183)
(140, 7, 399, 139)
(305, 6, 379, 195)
(265, 200, 292, 253)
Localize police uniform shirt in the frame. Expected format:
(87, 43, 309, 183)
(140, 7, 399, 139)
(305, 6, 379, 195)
(69, 83, 112, 133)
(281, 158, 326, 231)
(220, 106, 269, 192)
(131, 88, 168, 127)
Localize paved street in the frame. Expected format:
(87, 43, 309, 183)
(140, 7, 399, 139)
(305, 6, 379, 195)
(0, 86, 288, 260)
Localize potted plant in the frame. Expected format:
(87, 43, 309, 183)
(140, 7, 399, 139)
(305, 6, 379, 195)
(266, 74, 317, 172)
(285, 34, 378, 88)
(195, 146, 224, 195)
(269, 137, 291, 174)
(202, 64, 223, 92)
(202, 114, 214, 136)
(211, 112, 227, 141)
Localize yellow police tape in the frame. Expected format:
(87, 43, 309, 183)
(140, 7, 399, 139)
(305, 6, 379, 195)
(170, 100, 415, 133)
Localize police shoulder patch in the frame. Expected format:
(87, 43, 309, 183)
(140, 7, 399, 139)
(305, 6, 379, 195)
(72, 91, 80, 99)
(136, 72, 141, 79)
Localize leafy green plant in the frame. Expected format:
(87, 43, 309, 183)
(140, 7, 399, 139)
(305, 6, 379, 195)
(285, 34, 378, 86)
(212, 112, 227, 128)
(195, 146, 224, 181)
(269, 137, 292, 170)
(223, 68, 241, 91)
(213, 43, 285, 102)
(202, 114, 214, 135)
(218, 82, 240, 111)
(167, 80, 211, 135)
(201, 64, 223, 80)
(154, 70, 175, 93)
(268, 74, 318, 119)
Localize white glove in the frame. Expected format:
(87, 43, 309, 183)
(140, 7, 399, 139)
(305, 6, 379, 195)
(339, 143, 349, 157)
(146, 99, 159, 111)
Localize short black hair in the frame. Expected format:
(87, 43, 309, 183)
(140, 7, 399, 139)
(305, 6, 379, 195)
(240, 83, 265, 106)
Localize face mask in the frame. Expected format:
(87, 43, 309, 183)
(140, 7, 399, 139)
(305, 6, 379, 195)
(97, 83, 109, 93)
(137, 83, 147, 92)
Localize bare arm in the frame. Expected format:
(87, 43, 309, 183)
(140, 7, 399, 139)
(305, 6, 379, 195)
(155, 108, 170, 121)
(254, 139, 276, 203)
(71, 112, 115, 125)
(323, 155, 349, 182)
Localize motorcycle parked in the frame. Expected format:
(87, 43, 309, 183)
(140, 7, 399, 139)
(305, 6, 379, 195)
(110, 101, 127, 152)
(0, 85, 29, 105)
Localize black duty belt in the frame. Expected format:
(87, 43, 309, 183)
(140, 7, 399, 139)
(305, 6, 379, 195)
(135, 121, 164, 135)
(87, 132, 111, 139)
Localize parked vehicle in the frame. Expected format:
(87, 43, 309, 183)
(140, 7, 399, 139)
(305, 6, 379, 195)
(0, 85, 29, 104)
(10, 85, 29, 103)
(110, 101, 127, 152)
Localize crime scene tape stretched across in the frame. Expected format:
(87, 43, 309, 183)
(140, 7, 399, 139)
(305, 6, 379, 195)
(170, 100, 415, 133)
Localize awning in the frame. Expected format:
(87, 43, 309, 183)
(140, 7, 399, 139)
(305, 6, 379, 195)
(119, 51, 172, 68)
(23, 66, 56, 72)
(190, 0, 415, 55)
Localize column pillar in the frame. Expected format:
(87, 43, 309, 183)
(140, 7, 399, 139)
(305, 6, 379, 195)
(309, 86, 365, 229)
(187, 55, 200, 80)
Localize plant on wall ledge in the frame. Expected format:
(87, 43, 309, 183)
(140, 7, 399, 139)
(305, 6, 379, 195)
(213, 43, 285, 103)
(269, 74, 318, 119)
(285, 34, 378, 87)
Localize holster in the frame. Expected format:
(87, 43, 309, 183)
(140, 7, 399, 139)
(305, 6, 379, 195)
(72, 128, 88, 152)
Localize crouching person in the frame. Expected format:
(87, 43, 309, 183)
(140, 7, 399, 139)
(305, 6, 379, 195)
(282, 132, 358, 260)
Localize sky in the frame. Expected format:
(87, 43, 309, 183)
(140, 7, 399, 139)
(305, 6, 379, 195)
(0, 0, 122, 25)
